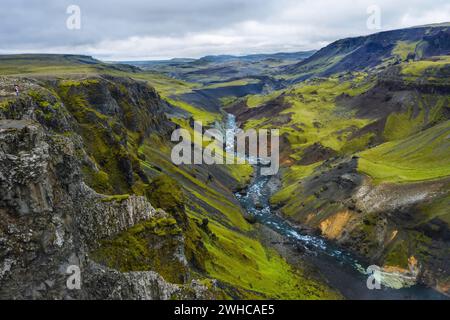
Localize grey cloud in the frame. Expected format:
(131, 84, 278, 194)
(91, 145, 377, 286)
(0, 0, 272, 47)
(0, 0, 449, 60)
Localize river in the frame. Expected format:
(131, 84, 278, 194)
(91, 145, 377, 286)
(224, 113, 447, 300)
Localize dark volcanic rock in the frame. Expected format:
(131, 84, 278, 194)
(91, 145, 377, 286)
(0, 78, 213, 300)
(298, 142, 337, 165)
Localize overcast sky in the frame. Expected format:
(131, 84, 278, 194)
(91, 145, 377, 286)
(0, 0, 449, 60)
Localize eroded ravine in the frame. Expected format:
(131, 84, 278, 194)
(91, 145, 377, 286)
(225, 113, 447, 300)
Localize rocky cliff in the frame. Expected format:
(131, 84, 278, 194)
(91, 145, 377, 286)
(0, 76, 214, 299)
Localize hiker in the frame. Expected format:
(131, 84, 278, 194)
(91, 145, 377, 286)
(14, 84, 19, 96)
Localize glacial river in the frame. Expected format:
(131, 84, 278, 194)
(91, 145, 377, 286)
(225, 113, 447, 300)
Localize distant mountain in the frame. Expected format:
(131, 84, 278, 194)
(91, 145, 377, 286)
(195, 51, 317, 63)
(0, 54, 141, 74)
(284, 24, 450, 80)
(124, 51, 316, 84)
(119, 58, 197, 66)
(0, 54, 101, 65)
(123, 51, 316, 67)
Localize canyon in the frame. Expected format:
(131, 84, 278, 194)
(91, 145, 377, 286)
(0, 23, 449, 299)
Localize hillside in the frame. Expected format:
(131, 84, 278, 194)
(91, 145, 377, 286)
(283, 24, 450, 81)
(225, 24, 450, 295)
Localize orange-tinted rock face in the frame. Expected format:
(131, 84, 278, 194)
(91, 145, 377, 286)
(319, 210, 356, 240)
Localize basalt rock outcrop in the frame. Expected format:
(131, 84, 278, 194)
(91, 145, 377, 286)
(0, 77, 214, 299)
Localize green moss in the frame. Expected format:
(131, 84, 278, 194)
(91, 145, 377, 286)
(165, 97, 219, 124)
(257, 74, 375, 155)
(384, 231, 433, 269)
(56, 81, 149, 194)
(383, 106, 425, 141)
(144, 174, 183, 211)
(341, 132, 375, 154)
(28, 90, 47, 104)
(202, 219, 340, 299)
(0, 99, 11, 109)
(0, 55, 101, 75)
(401, 56, 450, 77)
(101, 194, 130, 203)
(226, 164, 253, 186)
(383, 94, 447, 142)
(25, 90, 71, 131)
(91, 217, 187, 283)
(392, 41, 418, 61)
(183, 215, 210, 272)
(203, 78, 260, 89)
(144, 174, 187, 226)
(359, 120, 450, 183)
(271, 163, 321, 208)
(139, 139, 251, 231)
(131, 72, 199, 97)
(82, 166, 112, 193)
(219, 96, 238, 107)
(243, 118, 270, 130)
(246, 90, 283, 108)
(21, 68, 342, 298)
(59, 79, 100, 87)
(137, 137, 340, 298)
(385, 240, 409, 269)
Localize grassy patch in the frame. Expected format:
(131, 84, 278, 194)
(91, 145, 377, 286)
(226, 164, 254, 186)
(271, 163, 321, 207)
(358, 120, 450, 183)
(278, 75, 373, 154)
(401, 56, 450, 77)
(166, 97, 220, 124)
(131, 72, 199, 96)
(384, 240, 410, 269)
(203, 78, 260, 90)
(383, 106, 425, 141)
(246, 89, 284, 108)
(341, 132, 375, 154)
(101, 194, 130, 203)
(202, 218, 340, 299)
(383, 94, 447, 141)
(392, 41, 418, 61)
